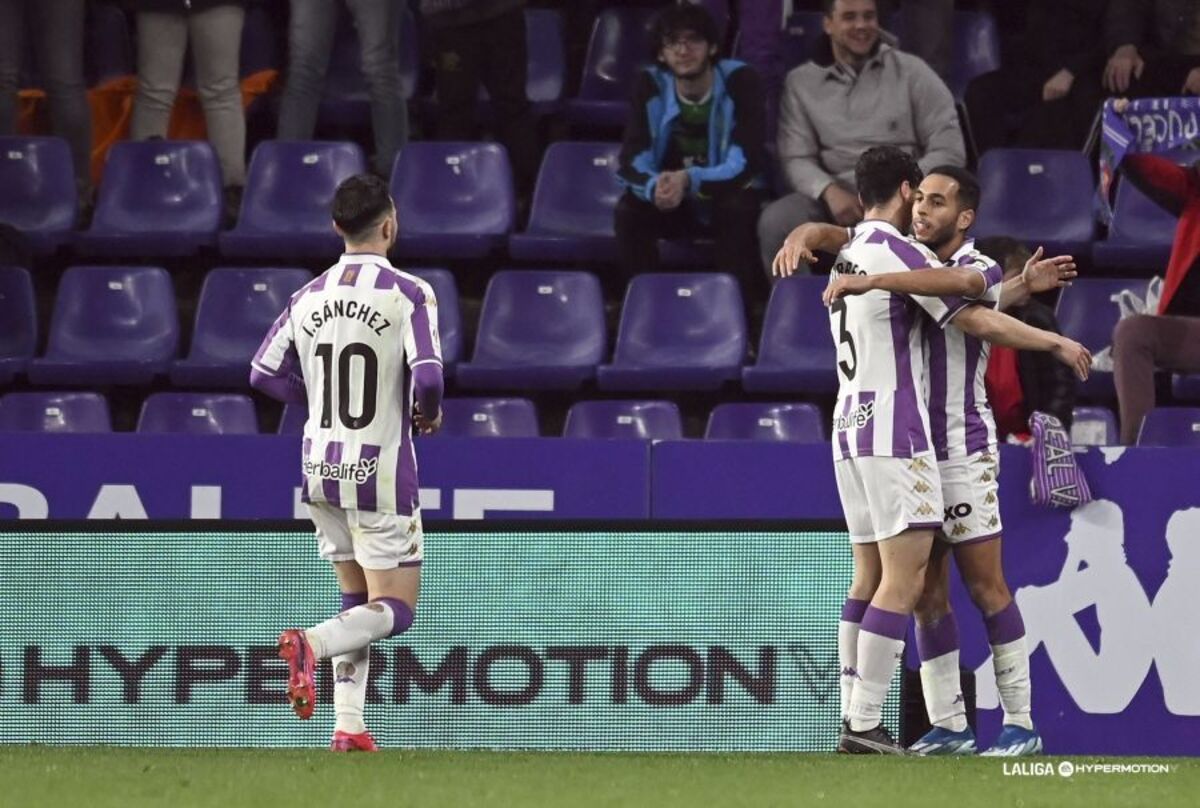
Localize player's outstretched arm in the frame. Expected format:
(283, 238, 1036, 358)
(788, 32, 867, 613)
(822, 266, 986, 306)
(998, 246, 1077, 310)
(772, 222, 850, 277)
(953, 305, 1092, 380)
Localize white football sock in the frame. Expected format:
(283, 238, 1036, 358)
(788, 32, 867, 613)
(333, 648, 370, 734)
(920, 651, 968, 732)
(847, 630, 904, 732)
(992, 637, 1033, 730)
(306, 602, 395, 660)
(838, 619, 861, 720)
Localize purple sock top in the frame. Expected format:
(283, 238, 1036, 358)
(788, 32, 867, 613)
(916, 612, 960, 661)
(341, 591, 368, 613)
(861, 605, 908, 641)
(841, 598, 869, 623)
(985, 600, 1026, 646)
(375, 596, 415, 638)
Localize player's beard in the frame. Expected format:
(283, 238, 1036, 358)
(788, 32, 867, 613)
(916, 222, 957, 254)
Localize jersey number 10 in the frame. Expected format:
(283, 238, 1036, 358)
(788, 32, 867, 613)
(315, 342, 379, 430)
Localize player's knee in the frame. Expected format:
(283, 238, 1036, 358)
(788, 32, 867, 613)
(1113, 314, 1155, 352)
(914, 584, 951, 624)
(965, 576, 1011, 614)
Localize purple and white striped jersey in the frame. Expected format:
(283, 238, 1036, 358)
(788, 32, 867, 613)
(921, 238, 1004, 461)
(830, 220, 945, 460)
(252, 254, 442, 515)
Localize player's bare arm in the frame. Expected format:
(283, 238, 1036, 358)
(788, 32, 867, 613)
(953, 305, 1092, 381)
(771, 222, 849, 277)
(822, 266, 987, 307)
(998, 246, 1077, 310)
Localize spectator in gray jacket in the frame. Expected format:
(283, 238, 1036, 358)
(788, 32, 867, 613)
(756, 0, 964, 275)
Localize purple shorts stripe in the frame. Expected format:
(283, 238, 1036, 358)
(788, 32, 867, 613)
(836, 396, 852, 460)
(951, 530, 1003, 546)
(861, 605, 908, 641)
(356, 444, 382, 511)
(916, 612, 960, 661)
(322, 440, 343, 507)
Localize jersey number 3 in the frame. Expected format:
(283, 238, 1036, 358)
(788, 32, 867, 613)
(315, 342, 378, 430)
(832, 299, 857, 381)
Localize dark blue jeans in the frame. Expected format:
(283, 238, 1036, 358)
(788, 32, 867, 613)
(0, 0, 93, 192)
(277, 0, 409, 176)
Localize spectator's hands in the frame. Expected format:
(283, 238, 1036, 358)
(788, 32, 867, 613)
(822, 183, 864, 226)
(822, 273, 874, 306)
(1103, 45, 1144, 93)
(1051, 336, 1092, 381)
(654, 171, 687, 210)
(1183, 67, 1200, 95)
(772, 227, 821, 277)
(1021, 246, 1077, 293)
(1043, 68, 1075, 102)
(413, 405, 443, 435)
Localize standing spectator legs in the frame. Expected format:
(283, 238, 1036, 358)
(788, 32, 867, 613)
(429, 19, 482, 141)
(479, 8, 538, 198)
(1113, 315, 1200, 445)
(348, 0, 408, 176)
(0, 1, 19, 136)
(277, 0, 339, 141)
(189, 5, 247, 188)
(131, 12, 189, 141)
(30, 0, 92, 196)
(900, 0, 953, 82)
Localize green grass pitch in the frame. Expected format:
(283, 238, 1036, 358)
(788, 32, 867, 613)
(2, 747, 1197, 808)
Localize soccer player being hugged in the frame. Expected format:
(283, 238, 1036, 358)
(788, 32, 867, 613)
(776, 161, 1090, 755)
(251, 174, 444, 751)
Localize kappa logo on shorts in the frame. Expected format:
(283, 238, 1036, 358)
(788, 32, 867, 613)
(909, 457, 932, 472)
(951, 522, 968, 537)
(916, 502, 935, 517)
(978, 453, 995, 464)
(406, 521, 418, 537)
(985, 491, 997, 504)
(981, 472, 993, 482)
(913, 480, 933, 494)
(988, 516, 999, 528)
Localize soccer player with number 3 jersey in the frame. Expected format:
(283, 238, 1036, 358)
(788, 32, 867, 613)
(250, 174, 444, 751)
(773, 147, 1091, 754)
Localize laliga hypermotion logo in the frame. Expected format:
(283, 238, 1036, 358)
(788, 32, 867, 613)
(303, 456, 379, 485)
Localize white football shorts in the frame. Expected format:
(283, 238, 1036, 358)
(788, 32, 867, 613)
(835, 453, 944, 543)
(309, 501, 424, 569)
(938, 449, 1003, 544)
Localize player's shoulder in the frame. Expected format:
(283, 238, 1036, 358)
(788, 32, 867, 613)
(385, 267, 437, 307)
(849, 221, 936, 271)
(952, 240, 1004, 286)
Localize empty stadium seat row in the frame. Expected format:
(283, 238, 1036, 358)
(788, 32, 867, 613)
(4, 265, 1199, 398)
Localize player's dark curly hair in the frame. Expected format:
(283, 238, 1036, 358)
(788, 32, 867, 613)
(854, 146, 923, 209)
(332, 173, 393, 241)
(650, 3, 721, 60)
(927, 164, 981, 213)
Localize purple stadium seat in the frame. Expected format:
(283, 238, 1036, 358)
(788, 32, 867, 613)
(0, 391, 111, 433)
(562, 400, 683, 440)
(279, 402, 307, 434)
(437, 398, 539, 438)
(742, 276, 837, 394)
(509, 142, 621, 262)
(1055, 278, 1150, 398)
(972, 149, 1097, 256)
(391, 142, 515, 259)
(320, 3, 420, 128)
(1071, 406, 1118, 447)
(887, 10, 1000, 101)
(0, 136, 77, 255)
(76, 140, 223, 257)
(137, 392, 259, 434)
(480, 9, 566, 116)
(1137, 407, 1200, 447)
(0, 266, 36, 385)
(597, 273, 746, 391)
(28, 266, 179, 386)
(408, 268, 462, 378)
(220, 141, 367, 259)
(705, 402, 824, 442)
(1093, 175, 1182, 270)
(774, 12, 826, 71)
(171, 267, 314, 388)
(1173, 374, 1200, 401)
(566, 8, 658, 129)
(457, 270, 606, 391)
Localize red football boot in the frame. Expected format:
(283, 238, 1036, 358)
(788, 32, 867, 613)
(330, 730, 379, 752)
(276, 629, 317, 719)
